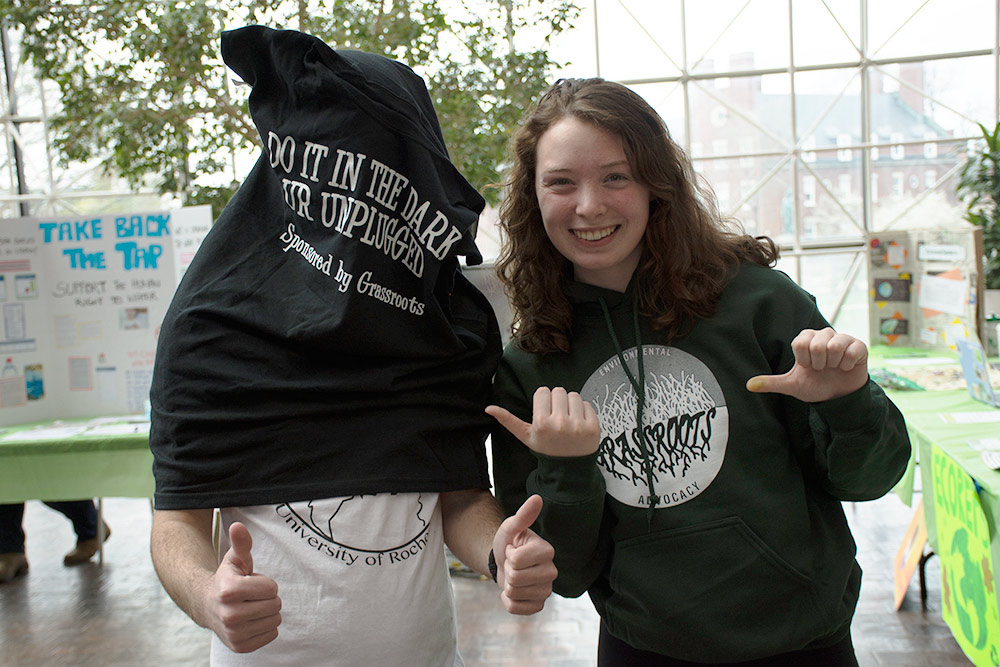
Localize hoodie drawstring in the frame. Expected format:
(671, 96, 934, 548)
(598, 292, 658, 528)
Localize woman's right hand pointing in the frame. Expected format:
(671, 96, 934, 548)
(486, 386, 601, 457)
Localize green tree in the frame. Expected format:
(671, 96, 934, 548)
(1, 0, 579, 214)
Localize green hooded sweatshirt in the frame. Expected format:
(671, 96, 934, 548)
(490, 262, 910, 663)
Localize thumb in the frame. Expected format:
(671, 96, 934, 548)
(485, 405, 532, 446)
(496, 494, 543, 550)
(746, 372, 793, 396)
(224, 522, 254, 576)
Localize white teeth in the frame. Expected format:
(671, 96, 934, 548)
(574, 227, 616, 241)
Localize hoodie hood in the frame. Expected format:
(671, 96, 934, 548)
(563, 275, 636, 310)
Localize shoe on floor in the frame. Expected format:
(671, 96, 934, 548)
(0, 552, 28, 583)
(63, 522, 111, 566)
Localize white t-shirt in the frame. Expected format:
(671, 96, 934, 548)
(211, 492, 464, 667)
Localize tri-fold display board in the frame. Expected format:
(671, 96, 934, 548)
(868, 224, 986, 351)
(0, 205, 211, 422)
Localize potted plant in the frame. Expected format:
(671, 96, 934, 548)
(957, 122, 1000, 329)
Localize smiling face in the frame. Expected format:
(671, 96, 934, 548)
(534, 116, 650, 293)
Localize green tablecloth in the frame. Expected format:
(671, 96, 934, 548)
(880, 386, 1000, 666)
(0, 417, 154, 502)
(884, 389, 1000, 552)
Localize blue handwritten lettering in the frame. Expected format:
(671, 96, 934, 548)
(115, 214, 171, 238)
(115, 242, 163, 269)
(39, 219, 103, 243)
(62, 248, 107, 269)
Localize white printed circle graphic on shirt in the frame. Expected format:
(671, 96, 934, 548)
(580, 345, 729, 508)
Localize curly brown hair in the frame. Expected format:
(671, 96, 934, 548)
(494, 77, 778, 354)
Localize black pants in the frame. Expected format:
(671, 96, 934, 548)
(598, 622, 859, 667)
(0, 501, 99, 553)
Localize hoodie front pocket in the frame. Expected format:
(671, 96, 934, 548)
(604, 516, 825, 663)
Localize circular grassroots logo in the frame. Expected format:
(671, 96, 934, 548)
(580, 345, 729, 508)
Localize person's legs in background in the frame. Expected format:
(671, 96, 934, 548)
(0, 503, 29, 582)
(45, 500, 110, 566)
(0, 500, 111, 582)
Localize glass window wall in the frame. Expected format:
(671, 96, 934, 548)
(551, 0, 998, 340)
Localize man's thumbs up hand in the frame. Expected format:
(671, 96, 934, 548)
(491, 495, 557, 615)
(208, 522, 282, 653)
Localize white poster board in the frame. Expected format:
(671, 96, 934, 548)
(0, 206, 211, 423)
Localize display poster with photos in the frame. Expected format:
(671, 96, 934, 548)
(868, 225, 984, 351)
(0, 206, 210, 423)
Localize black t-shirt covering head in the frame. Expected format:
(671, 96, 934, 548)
(149, 25, 501, 510)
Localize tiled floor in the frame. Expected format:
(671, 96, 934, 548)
(0, 493, 972, 666)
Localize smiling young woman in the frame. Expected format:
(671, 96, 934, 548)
(487, 77, 911, 667)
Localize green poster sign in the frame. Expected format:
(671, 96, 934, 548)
(932, 445, 1000, 666)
